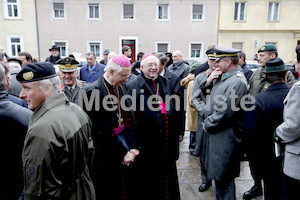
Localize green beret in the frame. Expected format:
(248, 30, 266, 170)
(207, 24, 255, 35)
(258, 44, 277, 53)
(16, 62, 57, 83)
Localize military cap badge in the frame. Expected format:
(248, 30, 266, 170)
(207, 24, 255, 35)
(23, 71, 34, 80)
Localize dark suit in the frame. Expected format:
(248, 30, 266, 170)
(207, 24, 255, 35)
(0, 90, 32, 200)
(126, 72, 181, 200)
(194, 61, 209, 77)
(243, 83, 290, 200)
(82, 77, 138, 200)
(240, 62, 253, 83)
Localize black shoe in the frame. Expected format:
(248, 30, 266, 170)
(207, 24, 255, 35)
(243, 185, 263, 199)
(198, 182, 212, 192)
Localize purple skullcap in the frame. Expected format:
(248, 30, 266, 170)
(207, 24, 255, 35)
(142, 54, 154, 61)
(112, 54, 131, 67)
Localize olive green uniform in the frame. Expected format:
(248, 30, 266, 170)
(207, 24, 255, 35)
(248, 67, 295, 96)
(22, 92, 95, 200)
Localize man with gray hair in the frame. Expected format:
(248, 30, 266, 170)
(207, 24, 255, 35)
(168, 50, 190, 79)
(16, 62, 96, 199)
(0, 61, 32, 200)
(126, 54, 182, 199)
(82, 54, 139, 200)
(80, 51, 105, 83)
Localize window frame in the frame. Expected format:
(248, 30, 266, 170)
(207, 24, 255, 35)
(52, 1, 66, 20)
(87, 2, 101, 20)
(267, 2, 280, 22)
(3, 0, 22, 19)
(189, 42, 204, 60)
(122, 3, 135, 21)
(191, 4, 204, 22)
(155, 42, 170, 53)
(234, 1, 246, 22)
(6, 35, 24, 57)
(87, 41, 102, 58)
(52, 40, 68, 57)
(157, 3, 170, 21)
(232, 42, 244, 51)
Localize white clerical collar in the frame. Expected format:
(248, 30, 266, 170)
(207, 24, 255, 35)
(103, 74, 114, 87)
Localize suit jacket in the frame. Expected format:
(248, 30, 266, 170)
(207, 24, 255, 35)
(240, 62, 253, 83)
(276, 80, 300, 180)
(80, 62, 105, 83)
(168, 61, 190, 79)
(243, 83, 290, 176)
(194, 61, 209, 77)
(0, 90, 32, 199)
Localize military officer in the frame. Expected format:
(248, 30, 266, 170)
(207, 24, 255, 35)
(17, 62, 96, 200)
(249, 44, 295, 96)
(191, 47, 216, 193)
(243, 57, 290, 200)
(199, 46, 248, 200)
(56, 57, 89, 105)
(244, 44, 295, 199)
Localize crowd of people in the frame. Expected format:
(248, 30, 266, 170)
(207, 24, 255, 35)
(0, 42, 300, 200)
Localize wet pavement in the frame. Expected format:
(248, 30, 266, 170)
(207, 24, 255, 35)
(176, 130, 263, 200)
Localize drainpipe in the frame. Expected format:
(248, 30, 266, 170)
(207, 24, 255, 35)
(34, 0, 40, 61)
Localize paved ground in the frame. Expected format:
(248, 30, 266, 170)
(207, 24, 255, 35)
(176, 130, 263, 200)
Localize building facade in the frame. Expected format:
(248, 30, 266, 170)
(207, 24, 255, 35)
(0, 0, 39, 60)
(35, 0, 219, 62)
(218, 0, 300, 63)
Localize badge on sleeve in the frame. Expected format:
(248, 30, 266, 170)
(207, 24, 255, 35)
(28, 163, 39, 182)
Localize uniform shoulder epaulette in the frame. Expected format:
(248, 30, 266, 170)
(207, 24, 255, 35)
(236, 71, 243, 78)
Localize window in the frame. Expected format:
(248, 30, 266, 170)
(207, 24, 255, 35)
(268, 2, 280, 21)
(234, 2, 246, 21)
(192, 4, 204, 20)
(53, 41, 67, 57)
(232, 42, 244, 51)
(53, 3, 65, 19)
(4, 0, 21, 19)
(156, 42, 170, 53)
(88, 3, 100, 20)
(265, 42, 277, 47)
(7, 35, 23, 56)
(158, 4, 169, 20)
(88, 42, 101, 57)
(123, 3, 134, 20)
(190, 43, 203, 59)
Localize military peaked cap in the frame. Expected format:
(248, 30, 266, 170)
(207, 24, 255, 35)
(56, 57, 79, 72)
(206, 48, 216, 60)
(7, 57, 22, 66)
(214, 46, 240, 61)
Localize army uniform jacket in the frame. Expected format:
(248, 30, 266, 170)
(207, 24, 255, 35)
(191, 69, 211, 156)
(22, 92, 95, 200)
(249, 67, 295, 96)
(201, 67, 248, 182)
(61, 80, 89, 105)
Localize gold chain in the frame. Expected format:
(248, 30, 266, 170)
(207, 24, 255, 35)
(103, 79, 123, 126)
